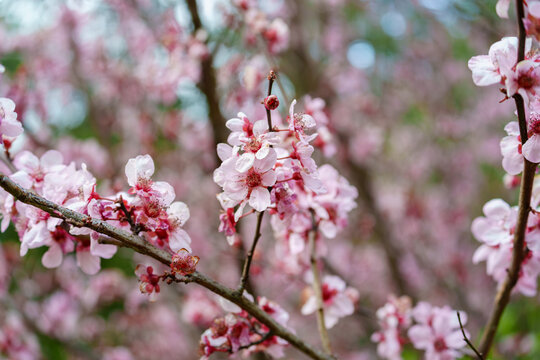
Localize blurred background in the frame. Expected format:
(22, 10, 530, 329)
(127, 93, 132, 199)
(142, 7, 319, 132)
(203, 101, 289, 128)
(0, 0, 536, 359)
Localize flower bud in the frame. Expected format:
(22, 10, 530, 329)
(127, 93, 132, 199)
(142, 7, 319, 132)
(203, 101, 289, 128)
(264, 95, 279, 110)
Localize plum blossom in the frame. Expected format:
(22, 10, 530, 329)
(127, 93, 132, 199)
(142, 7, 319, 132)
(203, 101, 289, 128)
(214, 146, 277, 213)
(301, 275, 356, 328)
(0, 97, 23, 142)
(408, 302, 467, 360)
(125, 154, 175, 206)
(468, 37, 519, 86)
(468, 37, 539, 101)
(170, 248, 199, 275)
(472, 199, 540, 296)
(371, 296, 412, 360)
(522, 111, 540, 163)
(289, 99, 317, 141)
(13, 150, 65, 190)
(263, 19, 289, 54)
(500, 121, 523, 174)
(200, 296, 290, 358)
(224, 113, 280, 171)
(0, 312, 40, 360)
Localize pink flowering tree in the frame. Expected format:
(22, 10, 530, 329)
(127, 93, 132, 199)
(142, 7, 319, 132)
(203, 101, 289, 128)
(1, 0, 540, 359)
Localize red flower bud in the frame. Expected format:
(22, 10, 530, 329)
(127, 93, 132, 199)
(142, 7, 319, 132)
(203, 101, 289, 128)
(264, 95, 279, 110)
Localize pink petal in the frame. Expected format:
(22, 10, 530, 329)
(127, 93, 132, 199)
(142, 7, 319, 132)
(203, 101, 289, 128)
(496, 0, 510, 18)
(248, 187, 270, 212)
(40, 150, 64, 168)
(125, 155, 154, 187)
(168, 201, 190, 226)
(169, 228, 192, 252)
(468, 55, 500, 86)
(235, 153, 255, 173)
(42, 243, 63, 268)
(77, 250, 101, 275)
(522, 134, 540, 163)
(217, 143, 232, 161)
(261, 170, 277, 187)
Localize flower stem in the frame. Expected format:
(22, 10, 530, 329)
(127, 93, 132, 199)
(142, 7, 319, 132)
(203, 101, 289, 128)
(309, 212, 333, 355)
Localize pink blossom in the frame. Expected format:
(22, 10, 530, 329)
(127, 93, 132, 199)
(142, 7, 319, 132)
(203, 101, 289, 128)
(522, 111, 540, 163)
(125, 154, 175, 206)
(263, 19, 289, 54)
(289, 99, 317, 141)
(472, 199, 540, 296)
(301, 275, 355, 328)
(0, 97, 23, 141)
(371, 296, 412, 360)
(170, 248, 199, 275)
(215, 147, 277, 213)
(500, 121, 523, 175)
(13, 150, 65, 190)
(408, 302, 467, 360)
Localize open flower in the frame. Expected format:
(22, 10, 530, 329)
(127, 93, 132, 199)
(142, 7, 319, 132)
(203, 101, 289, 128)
(301, 275, 355, 328)
(408, 303, 467, 360)
(500, 121, 523, 174)
(0, 97, 23, 142)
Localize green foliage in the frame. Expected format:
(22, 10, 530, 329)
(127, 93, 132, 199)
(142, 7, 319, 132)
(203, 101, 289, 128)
(37, 333, 68, 360)
(0, 52, 23, 76)
(402, 104, 426, 126)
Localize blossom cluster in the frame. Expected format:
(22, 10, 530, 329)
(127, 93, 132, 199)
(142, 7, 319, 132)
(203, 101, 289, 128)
(372, 297, 468, 360)
(472, 197, 540, 296)
(468, 3, 540, 297)
(0, 144, 193, 275)
(230, 0, 290, 54)
(200, 295, 289, 359)
(214, 96, 359, 327)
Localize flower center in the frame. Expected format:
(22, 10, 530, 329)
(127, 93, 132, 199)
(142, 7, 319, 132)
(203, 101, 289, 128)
(518, 73, 536, 89)
(322, 284, 338, 303)
(245, 169, 262, 188)
(244, 137, 262, 153)
(434, 337, 447, 352)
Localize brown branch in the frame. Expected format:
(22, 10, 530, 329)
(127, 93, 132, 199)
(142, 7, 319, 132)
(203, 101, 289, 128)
(0, 173, 332, 360)
(309, 212, 333, 355)
(185, 0, 228, 146)
(457, 312, 484, 360)
(346, 159, 411, 297)
(237, 211, 264, 294)
(478, 1, 536, 356)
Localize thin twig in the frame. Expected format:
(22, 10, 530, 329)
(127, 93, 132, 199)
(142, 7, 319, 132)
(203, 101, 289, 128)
(237, 331, 274, 351)
(237, 211, 264, 294)
(478, 1, 536, 356)
(309, 211, 333, 355)
(457, 312, 484, 360)
(266, 70, 276, 131)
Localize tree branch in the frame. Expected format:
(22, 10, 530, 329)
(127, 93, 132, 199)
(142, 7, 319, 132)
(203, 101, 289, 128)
(0, 173, 333, 360)
(185, 0, 228, 146)
(478, 1, 536, 356)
